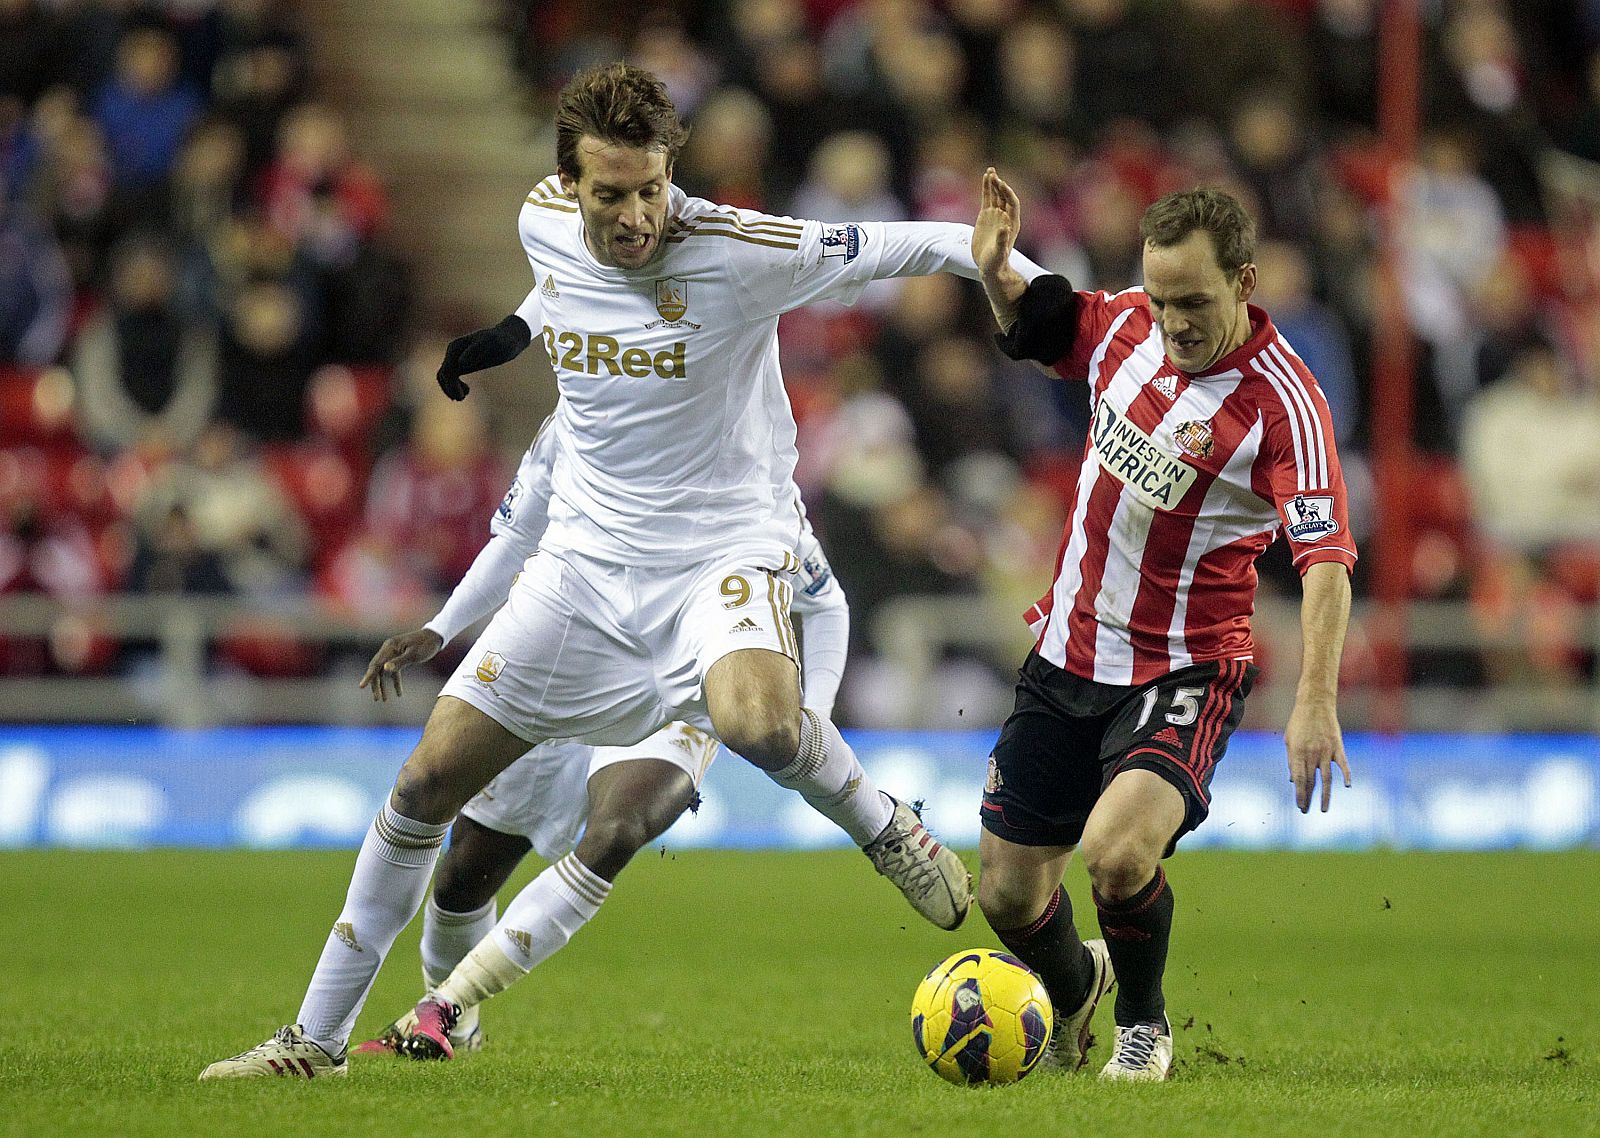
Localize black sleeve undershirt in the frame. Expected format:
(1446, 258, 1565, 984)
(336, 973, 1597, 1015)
(992, 274, 1080, 367)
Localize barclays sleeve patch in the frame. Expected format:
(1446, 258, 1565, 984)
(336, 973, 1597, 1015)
(800, 552, 833, 596)
(496, 479, 523, 521)
(1284, 494, 1339, 541)
(820, 223, 863, 263)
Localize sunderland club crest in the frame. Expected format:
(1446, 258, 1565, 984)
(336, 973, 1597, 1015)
(1172, 419, 1215, 461)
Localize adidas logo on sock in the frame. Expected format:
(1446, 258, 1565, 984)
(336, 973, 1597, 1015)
(1152, 726, 1182, 747)
(730, 617, 759, 633)
(333, 921, 363, 952)
(541, 274, 559, 298)
(506, 929, 533, 957)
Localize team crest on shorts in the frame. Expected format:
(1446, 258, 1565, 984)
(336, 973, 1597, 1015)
(1172, 419, 1215, 460)
(475, 651, 507, 683)
(985, 755, 1004, 794)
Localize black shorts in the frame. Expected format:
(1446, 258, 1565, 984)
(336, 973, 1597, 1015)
(980, 652, 1257, 853)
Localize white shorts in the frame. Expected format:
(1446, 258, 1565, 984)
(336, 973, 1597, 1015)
(459, 721, 720, 860)
(440, 547, 799, 746)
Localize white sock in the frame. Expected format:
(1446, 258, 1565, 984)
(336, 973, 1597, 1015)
(295, 803, 449, 1054)
(766, 708, 894, 846)
(435, 853, 610, 1010)
(421, 897, 496, 1040)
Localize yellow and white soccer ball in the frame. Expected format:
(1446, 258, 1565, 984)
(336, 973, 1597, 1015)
(910, 948, 1053, 1085)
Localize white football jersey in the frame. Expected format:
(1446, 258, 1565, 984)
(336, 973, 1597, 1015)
(492, 414, 840, 619)
(511, 178, 1042, 566)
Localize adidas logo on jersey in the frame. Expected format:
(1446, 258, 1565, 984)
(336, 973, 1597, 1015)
(730, 617, 760, 634)
(1150, 373, 1179, 400)
(541, 274, 560, 299)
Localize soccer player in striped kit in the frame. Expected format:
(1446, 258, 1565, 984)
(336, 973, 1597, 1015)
(969, 170, 1356, 1081)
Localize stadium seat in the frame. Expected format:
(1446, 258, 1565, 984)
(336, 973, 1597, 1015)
(305, 364, 393, 451)
(216, 616, 325, 678)
(262, 442, 365, 567)
(1407, 456, 1479, 599)
(1506, 225, 1562, 301)
(0, 367, 77, 444)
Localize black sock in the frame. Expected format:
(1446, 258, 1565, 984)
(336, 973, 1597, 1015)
(992, 886, 1095, 1014)
(1094, 866, 1174, 1027)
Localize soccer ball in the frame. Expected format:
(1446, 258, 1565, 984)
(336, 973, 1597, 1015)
(910, 949, 1053, 1085)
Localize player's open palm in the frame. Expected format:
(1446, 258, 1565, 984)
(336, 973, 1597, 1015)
(360, 628, 445, 701)
(1284, 699, 1351, 813)
(973, 167, 1021, 277)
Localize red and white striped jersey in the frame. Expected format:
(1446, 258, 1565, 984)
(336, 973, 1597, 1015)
(1024, 288, 1357, 685)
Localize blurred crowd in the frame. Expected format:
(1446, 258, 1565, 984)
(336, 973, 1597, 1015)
(0, 0, 516, 679)
(3, 0, 1599, 722)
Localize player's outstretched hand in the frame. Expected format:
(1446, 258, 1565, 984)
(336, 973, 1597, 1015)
(973, 167, 1021, 278)
(436, 315, 533, 401)
(360, 628, 445, 702)
(1284, 698, 1351, 813)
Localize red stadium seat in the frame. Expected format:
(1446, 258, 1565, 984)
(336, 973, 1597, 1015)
(0, 442, 117, 522)
(0, 367, 77, 444)
(305, 364, 392, 451)
(262, 442, 365, 566)
(1406, 455, 1479, 599)
(1506, 225, 1562, 302)
(216, 616, 325, 678)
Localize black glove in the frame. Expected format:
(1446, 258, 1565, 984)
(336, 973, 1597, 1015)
(436, 314, 533, 400)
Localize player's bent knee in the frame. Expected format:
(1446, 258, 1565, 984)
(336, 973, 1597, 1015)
(391, 760, 472, 825)
(1081, 835, 1160, 901)
(716, 713, 800, 768)
(976, 874, 1047, 931)
(574, 814, 659, 881)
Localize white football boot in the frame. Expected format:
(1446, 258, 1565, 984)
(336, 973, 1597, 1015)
(1042, 939, 1116, 1071)
(1099, 1017, 1173, 1082)
(199, 1024, 347, 1080)
(863, 797, 972, 930)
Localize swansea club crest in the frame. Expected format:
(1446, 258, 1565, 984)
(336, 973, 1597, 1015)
(647, 277, 701, 329)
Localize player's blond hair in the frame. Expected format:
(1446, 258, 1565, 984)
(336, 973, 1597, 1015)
(555, 62, 690, 179)
(1140, 189, 1256, 279)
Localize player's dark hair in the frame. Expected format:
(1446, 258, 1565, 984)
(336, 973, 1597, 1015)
(555, 62, 690, 179)
(1140, 189, 1256, 279)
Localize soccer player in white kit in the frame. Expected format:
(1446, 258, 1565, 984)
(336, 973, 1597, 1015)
(346, 421, 850, 1058)
(200, 62, 1047, 1079)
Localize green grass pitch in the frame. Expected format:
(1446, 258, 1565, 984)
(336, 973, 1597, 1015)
(1, 847, 1594, 1137)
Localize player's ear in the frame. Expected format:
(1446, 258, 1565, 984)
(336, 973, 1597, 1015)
(1235, 263, 1257, 304)
(558, 167, 578, 198)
